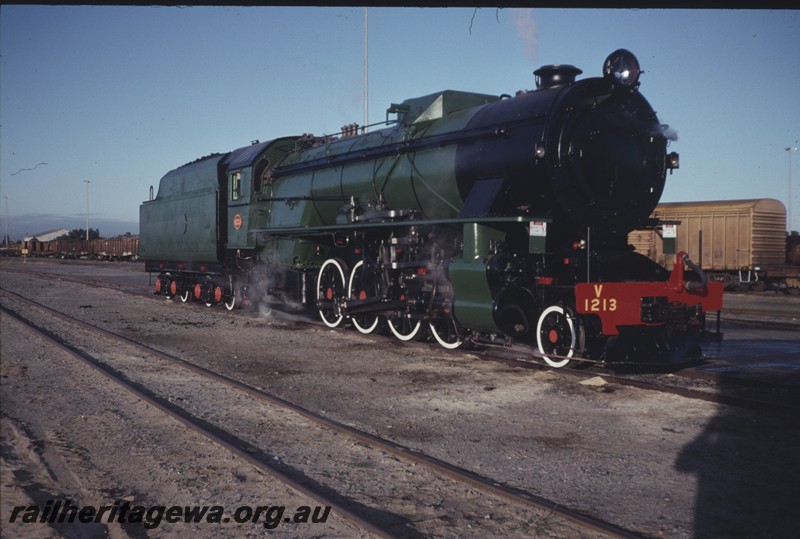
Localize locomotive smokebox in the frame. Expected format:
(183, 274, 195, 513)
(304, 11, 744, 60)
(534, 65, 582, 89)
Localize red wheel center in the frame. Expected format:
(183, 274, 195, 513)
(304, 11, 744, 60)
(326, 287, 334, 300)
(548, 329, 559, 344)
(359, 290, 367, 300)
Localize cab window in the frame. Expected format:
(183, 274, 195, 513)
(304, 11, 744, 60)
(253, 158, 270, 195)
(230, 172, 241, 201)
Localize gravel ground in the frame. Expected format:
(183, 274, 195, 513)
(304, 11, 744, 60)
(2, 259, 799, 538)
(1, 306, 371, 538)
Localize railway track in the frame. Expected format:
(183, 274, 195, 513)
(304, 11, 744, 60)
(5, 262, 798, 417)
(0, 288, 638, 538)
(475, 348, 800, 418)
(1, 302, 386, 538)
(0, 262, 151, 299)
(4, 260, 800, 537)
(594, 370, 800, 417)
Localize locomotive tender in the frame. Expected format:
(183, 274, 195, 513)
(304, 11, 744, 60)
(140, 49, 723, 367)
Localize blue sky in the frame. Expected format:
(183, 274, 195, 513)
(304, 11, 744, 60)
(1, 6, 798, 239)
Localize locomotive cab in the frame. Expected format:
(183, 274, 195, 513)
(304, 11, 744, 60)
(224, 137, 299, 251)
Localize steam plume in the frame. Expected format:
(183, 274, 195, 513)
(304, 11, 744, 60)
(658, 124, 679, 141)
(512, 8, 538, 64)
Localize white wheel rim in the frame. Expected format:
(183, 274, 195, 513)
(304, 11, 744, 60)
(180, 290, 191, 303)
(536, 305, 576, 368)
(348, 261, 380, 334)
(224, 294, 236, 311)
(317, 258, 346, 328)
(388, 318, 422, 341)
(429, 320, 462, 349)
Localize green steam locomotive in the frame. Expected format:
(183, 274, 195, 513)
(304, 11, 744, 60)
(140, 49, 723, 367)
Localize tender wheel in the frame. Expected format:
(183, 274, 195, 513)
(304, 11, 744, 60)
(428, 316, 463, 349)
(348, 260, 382, 334)
(317, 258, 347, 328)
(536, 305, 584, 368)
(159, 275, 177, 298)
(168, 280, 178, 298)
(387, 317, 423, 341)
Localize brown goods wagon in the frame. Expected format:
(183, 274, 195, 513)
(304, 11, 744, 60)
(22, 240, 40, 254)
(92, 237, 140, 260)
(43, 239, 58, 256)
(26, 239, 57, 256)
(54, 239, 90, 258)
(789, 235, 800, 266)
(629, 199, 787, 289)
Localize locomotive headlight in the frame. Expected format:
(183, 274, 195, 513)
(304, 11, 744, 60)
(667, 152, 680, 170)
(603, 49, 641, 87)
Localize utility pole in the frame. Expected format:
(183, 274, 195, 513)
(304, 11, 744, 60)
(787, 147, 798, 234)
(3, 195, 8, 248)
(84, 179, 91, 241)
(364, 7, 368, 133)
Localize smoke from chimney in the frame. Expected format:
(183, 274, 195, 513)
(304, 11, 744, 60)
(512, 8, 538, 65)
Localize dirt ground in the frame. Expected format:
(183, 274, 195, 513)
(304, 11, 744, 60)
(2, 259, 799, 538)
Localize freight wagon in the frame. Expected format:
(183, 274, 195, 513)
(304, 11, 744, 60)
(629, 199, 800, 292)
(21, 237, 140, 261)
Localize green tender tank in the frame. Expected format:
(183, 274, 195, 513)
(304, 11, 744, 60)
(140, 155, 226, 263)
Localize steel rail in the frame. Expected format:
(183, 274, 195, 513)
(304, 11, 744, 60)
(473, 346, 800, 418)
(1, 287, 640, 539)
(0, 304, 392, 539)
(3, 271, 794, 416)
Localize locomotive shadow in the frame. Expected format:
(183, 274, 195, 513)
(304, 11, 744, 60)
(674, 375, 800, 538)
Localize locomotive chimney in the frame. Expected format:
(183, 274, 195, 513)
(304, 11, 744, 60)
(533, 64, 582, 90)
